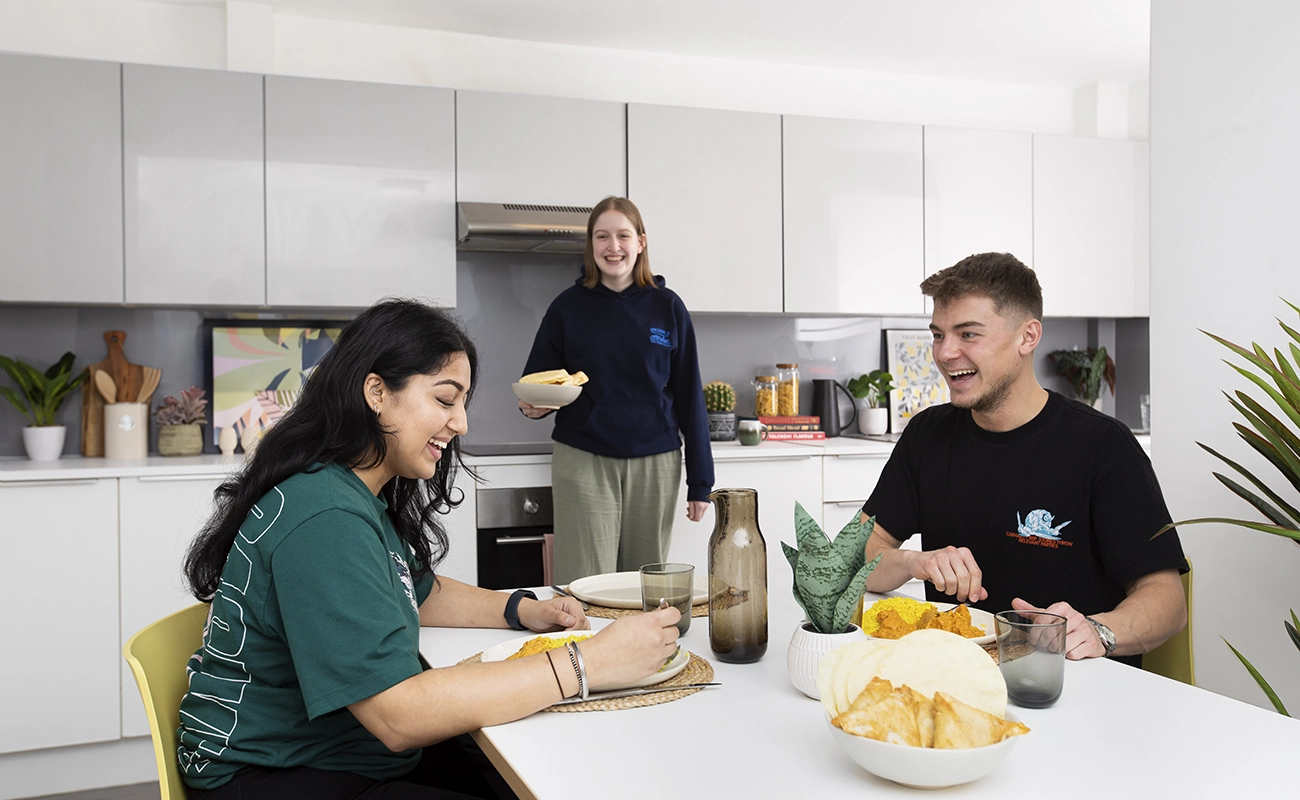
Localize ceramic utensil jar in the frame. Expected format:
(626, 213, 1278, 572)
(104, 403, 147, 459)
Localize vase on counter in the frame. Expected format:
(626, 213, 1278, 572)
(158, 423, 203, 457)
(22, 425, 66, 462)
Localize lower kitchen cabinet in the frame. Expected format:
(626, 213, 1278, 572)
(0, 478, 121, 754)
(118, 474, 223, 737)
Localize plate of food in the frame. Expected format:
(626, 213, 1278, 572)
(567, 571, 709, 610)
(859, 596, 996, 647)
(513, 369, 589, 409)
(480, 631, 691, 691)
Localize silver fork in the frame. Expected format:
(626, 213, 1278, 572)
(550, 584, 589, 610)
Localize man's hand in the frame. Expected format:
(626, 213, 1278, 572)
(910, 546, 989, 603)
(518, 596, 590, 632)
(1010, 597, 1104, 660)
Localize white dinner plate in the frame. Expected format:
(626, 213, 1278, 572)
(480, 631, 691, 691)
(567, 571, 708, 610)
(862, 601, 996, 647)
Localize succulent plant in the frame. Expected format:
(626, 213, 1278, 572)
(782, 502, 882, 634)
(155, 386, 208, 426)
(703, 380, 736, 413)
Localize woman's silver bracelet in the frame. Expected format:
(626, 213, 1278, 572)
(566, 641, 588, 700)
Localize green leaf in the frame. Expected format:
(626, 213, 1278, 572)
(1198, 442, 1300, 527)
(1210, 472, 1298, 529)
(1161, 517, 1300, 541)
(1224, 362, 1300, 435)
(1226, 394, 1300, 479)
(0, 385, 33, 423)
(1286, 617, 1300, 655)
(786, 503, 875, 633)
(1224, 637, 1290, 716)
(1232, 425, 1300, 497)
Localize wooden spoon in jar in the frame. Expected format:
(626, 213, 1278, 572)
(93, 370, 118, 405)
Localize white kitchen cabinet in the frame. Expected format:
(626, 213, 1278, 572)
(1033, 135, 1150, 317)
(266, 76, 456, 308)
(118, 474, 223, 737)
(628, 104, 783, 313)
(0, 478, 120, 754)
(0, 54, 123, 304)
(123, 64, 264, 306)
(820, 451, 921, 552)
(923, 126, 1033, 279)
(456, 91, 626, 206)
(783, 116, 924, 315)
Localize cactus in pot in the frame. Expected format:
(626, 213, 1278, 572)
(703, 380, 737, 441)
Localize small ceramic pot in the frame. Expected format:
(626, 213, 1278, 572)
(158, 423, 204, 456)
(22, 425, 66, 462)
(857, 404, 889, 436)
(707, 411, 737, 441)
(787, 620, 865, 699)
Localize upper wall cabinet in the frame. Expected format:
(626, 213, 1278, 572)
(1034, 135, 1150, 317)
(0, 55, 123, 304)
(784, 116, 924, 315)
(123, 65, 265, 306)
(628, 104, 783, 313)
(456, 91, 625, 206)
(266, 76, 456, 308)
(923, 126, 1033, 278)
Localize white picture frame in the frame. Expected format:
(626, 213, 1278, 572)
(884, 329, 950, 434)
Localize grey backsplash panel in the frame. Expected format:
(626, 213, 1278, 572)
(0, 258, 1147, 456)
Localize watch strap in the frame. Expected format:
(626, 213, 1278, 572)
(1085, 616, 1117, 657)
(504, 589, 537, 631)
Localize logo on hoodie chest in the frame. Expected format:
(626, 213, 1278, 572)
(649, 327, 672, 348)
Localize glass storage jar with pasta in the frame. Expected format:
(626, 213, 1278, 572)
(753, 375, 778, 417)
(776, 363, 800, 416)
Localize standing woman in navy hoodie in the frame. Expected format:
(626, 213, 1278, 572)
(520, 196, 714, 583)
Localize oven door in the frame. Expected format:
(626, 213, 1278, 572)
(476, 487, 553, 590)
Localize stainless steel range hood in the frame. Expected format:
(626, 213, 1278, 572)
(456, 202, 591, 254)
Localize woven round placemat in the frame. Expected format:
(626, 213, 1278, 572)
(583, 601, 708, 620)
(457, 650, 715, 712)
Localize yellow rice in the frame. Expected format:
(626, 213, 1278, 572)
(506, 633, 591, 660)
(860, 597, 936, 636)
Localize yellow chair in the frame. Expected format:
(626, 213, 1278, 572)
(123, 603, 209, 800)
(1142, 561, 1194, 685)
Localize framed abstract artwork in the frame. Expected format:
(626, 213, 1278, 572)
(884, 329, 950, 434)
(203, 320, 345, 450)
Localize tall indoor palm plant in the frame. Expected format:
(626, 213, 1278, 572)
(1160, 299, 1300, 715)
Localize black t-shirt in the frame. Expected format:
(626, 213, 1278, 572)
(864, 391, 1186, 665)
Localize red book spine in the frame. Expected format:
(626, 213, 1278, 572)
(763, 423, 821, 431)
(764, 430, 827, 441)
(758, 415, 821, 425)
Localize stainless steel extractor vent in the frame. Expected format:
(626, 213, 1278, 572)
(456, 202, 591, 254)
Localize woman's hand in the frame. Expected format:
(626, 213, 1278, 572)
(518, 400, 551, 419)
(686, 500, 710, 522)
(581, 607, 681, 691)
(519, 596, 590, 632)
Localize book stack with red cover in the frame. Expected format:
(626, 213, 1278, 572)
(757, 415, 827, 440)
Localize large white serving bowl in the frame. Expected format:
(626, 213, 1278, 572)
(823, 711, 1024, 789)
(511, 382, 582, 409)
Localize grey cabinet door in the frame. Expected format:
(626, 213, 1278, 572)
(0, 54, 123, 303)
(265, 76, 456, 308)
(123, 64, 265, 306)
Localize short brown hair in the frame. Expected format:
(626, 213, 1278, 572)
(919, 252, 1042, 321)
(582, 196, 655, 289)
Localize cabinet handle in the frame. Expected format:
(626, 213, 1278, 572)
(724, 455, 812, 463)
(0, 478, 99, 487)
(137, 475, 224, 483)
(830, 500, 868, 506)
(830, 454, 889, 461)
(495, 535, 547, 545)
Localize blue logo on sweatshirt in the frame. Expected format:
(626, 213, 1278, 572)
(650, 327, 672, 348)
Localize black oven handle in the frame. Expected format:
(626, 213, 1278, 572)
(495, 535, 548, 545)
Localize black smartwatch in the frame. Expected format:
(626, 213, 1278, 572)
(504, 589, 537, 631)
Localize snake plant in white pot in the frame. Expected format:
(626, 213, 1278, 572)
(0, 352, 86, 461)
(1158, 299, 1300, 715)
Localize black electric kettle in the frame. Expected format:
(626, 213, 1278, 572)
(811, 379, 856, 437)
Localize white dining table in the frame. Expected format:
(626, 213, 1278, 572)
(419, 583, 1299, 799)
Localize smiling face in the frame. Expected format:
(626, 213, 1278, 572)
(929, 294, 1040, 420)
(590, 210, 645, 292)
(358, 352, 471, 493)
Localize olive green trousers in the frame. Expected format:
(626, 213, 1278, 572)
(551, 441, 682, 585)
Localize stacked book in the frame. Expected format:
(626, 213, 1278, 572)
(757, 415, 826, 441)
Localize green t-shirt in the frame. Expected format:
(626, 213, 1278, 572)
(177, 463, 436, 790)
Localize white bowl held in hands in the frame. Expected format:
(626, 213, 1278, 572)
(512, 382, 583, 410)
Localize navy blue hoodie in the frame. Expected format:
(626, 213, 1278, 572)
(523, 275, 714, 502)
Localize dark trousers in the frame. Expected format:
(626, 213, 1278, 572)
(188, 735, 516, 800)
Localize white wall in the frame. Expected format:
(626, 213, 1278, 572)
(1151, 0, 1300, 711)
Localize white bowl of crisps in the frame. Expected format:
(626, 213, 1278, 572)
(817, 630, 1030, 789)
(513, 369, 589, 409)
(480, 631, 691, 691)
(860, 596, 996, 646)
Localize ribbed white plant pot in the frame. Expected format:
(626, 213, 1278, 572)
(787, 621, 864, 699)
(22, 425, 66, 462)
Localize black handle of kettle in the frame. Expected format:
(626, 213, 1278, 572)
(836, 380, 857, 429)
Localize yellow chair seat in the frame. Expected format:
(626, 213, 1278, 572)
(124, 602, 209, 800)
(1142, 562, 1194, 685)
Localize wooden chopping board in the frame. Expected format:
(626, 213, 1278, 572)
(80, 330, 145, 457)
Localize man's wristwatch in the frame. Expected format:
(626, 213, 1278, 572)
(1085, 616, 1117, 657)
(504, 589, 537, 631)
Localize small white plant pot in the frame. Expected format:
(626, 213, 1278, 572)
(857, 405, 889, 436)
(787, 620, 864, 699)
(22, 425, 67, 461)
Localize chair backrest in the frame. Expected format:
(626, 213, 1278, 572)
(123, 603, 209, 800)
(1141, 561, 1194, 685)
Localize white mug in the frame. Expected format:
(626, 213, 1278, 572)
(737, 419, 768, 446)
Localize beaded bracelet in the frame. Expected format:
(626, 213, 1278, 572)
(566, 641, 588, 701)
(544, 648, 568, 700)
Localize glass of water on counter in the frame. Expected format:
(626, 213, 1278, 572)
(995, 610, 1067, 708)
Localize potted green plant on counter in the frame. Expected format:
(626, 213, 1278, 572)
(1157, 300, 1300, 715)
(1047, 347, 1115, 410)
(0, 352, 86, 461)
(704, 380, 737, 441)
(155, 386, 208, 457)
(847, 369, 894, 436)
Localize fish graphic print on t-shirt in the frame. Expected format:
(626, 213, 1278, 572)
(1016, 509, 1072, 540)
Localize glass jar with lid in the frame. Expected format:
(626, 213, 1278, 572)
(776, 363, 800, 416)
(752, 375, 778, 417)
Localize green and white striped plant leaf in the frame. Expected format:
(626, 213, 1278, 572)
(783, 502, 880, 634)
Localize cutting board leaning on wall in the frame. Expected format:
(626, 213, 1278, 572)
(80, 330, 145, 457)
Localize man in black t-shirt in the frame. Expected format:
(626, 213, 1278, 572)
(862, 253, 1187, 665)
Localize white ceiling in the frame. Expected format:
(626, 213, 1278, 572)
(145, 0, 1150, 88)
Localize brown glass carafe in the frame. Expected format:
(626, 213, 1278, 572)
(706, 488, 768, 663)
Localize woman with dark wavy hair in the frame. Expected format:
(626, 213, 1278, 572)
(178, 299, 680, 800)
